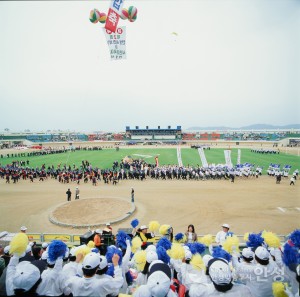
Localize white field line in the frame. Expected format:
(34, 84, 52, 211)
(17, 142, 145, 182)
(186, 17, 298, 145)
(277, 207, 286, 213)
(296, 207, 300, 212)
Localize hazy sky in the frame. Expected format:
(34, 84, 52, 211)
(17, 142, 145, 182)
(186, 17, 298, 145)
(0, 0, 299, 132)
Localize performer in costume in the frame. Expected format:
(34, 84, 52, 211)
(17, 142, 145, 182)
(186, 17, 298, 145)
(132, 225, 155, 250)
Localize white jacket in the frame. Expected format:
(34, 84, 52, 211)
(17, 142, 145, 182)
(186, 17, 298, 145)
(243, 260, 280, 297)
(133, 285, 178, 297)
(36, 259, 70, 296)
(179, 263, 207, 289)
(284, 266, 300, 296)
(120, 240, 132, 293)
(5, 256, 19, 296)
(65, 265, 123, 297)
(215, 231, 227, 245)
(232, 255, 255, 284)
(62, 261, 80, 279)
(189, 282, 254, 297)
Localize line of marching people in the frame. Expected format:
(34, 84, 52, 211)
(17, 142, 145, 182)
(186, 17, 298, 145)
(0, 221, 299, 296)
(0, 162, 269, 186)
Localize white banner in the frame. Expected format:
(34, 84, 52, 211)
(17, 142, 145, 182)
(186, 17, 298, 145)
(103, 27, 126, 60)
(104, 0, 124, 32)
(224, 150, 233, 168)
(177, 147, 183, 167)
(110, 0, 124, 15)
(237, 149, 241, 165)
(198, 148, 208, 168)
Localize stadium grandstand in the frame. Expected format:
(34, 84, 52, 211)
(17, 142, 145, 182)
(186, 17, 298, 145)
(0, 128, 300, 148)
(125, 125, 182, 141)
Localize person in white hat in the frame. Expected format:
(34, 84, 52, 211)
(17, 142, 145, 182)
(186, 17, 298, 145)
(6, 258, 41, 296)
(284, 264, 299, 297)
(106, 222, 112, 231)
(215, 224, 231, 246)
(94, 229, 103, 253)
(36, 256, 70, 296)
(103, 223, 112, 235)
(75, 186, 80, 200)
(134, 225, 155, 250)
(62, 247, 81, 279)
(241, 246, 279, 297)
(2, 246, 11, 267)
(135, 250, 159, 286)
(19, 244, 35, 263)
(20, 226, 27, 233)
(178, 248, 205, 291)
(36, 241, 70, 296)
(65, 252, 123, 296)
(134, 262, 177, 297)
(41, 242, 48, 251)
(189, 258, 254, 297)
(95, 255, 109, 279)
(232, 247, 255, 284)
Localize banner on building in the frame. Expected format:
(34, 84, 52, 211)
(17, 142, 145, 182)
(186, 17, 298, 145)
(198, 148, 208, 168)
(103, 27, 126, 60)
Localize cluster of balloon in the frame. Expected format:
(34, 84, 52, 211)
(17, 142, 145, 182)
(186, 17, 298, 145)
(119, 6, 138, 22)
(89, 9, 107, 24)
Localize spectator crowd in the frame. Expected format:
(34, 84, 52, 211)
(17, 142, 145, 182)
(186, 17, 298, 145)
(0, 223, 299, 297)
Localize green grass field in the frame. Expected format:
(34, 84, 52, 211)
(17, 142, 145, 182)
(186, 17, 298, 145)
(1, 148, 299, 174)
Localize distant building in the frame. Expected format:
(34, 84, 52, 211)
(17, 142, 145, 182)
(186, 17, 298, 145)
(125, 126, 182, 141)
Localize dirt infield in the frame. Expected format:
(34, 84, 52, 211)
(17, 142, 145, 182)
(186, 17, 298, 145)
(0, 175, 299, 236)
(50, 198, 133, 226)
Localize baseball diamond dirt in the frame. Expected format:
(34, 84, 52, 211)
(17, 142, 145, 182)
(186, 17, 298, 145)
(0, 172, 299, 237)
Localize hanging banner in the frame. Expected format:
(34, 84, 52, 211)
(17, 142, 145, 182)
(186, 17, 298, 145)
(110, 0, 124, 15)
(103, 27, 126, 60)
(198, 148, 208, 168)
(105, 0, 124, 32)
(224, 150, 233, 168)
(105, 8, 120, 33)
(177, 147, 183, 167)
(237, 149, 241, 165)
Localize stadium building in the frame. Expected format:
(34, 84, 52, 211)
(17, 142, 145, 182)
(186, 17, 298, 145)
(125, 125, 182, 141)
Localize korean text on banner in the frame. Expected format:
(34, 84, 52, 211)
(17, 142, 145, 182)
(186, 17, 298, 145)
(198, 148, 208, 168)
(105, 8, 120, 33)
(103, 27, 126, 60)
(105, 0, 124, 33)
(110, 0, 124, 15)
(224, 150, 233, 168)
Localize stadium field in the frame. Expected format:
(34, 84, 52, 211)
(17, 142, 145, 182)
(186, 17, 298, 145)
(0, 146, 299, 237)
(1, 148, 299, 174)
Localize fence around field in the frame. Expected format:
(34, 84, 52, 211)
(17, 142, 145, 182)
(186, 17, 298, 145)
(0, 232, 288, 249)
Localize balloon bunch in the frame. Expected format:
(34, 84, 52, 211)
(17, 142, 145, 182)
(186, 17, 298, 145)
(119, 6, 138, 22)
(89, 9, 107, 24)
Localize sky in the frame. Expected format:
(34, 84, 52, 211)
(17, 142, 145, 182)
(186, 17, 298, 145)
(0, 0, 299, 133)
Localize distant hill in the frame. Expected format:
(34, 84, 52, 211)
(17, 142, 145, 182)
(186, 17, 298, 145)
(187, 124, 300, 131)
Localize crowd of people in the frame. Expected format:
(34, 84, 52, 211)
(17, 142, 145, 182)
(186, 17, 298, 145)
(0, 146, 114, 160)
(251, 149, 280, 154)
(0, 157, 270, 186)
(0, 224, 299, 297)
